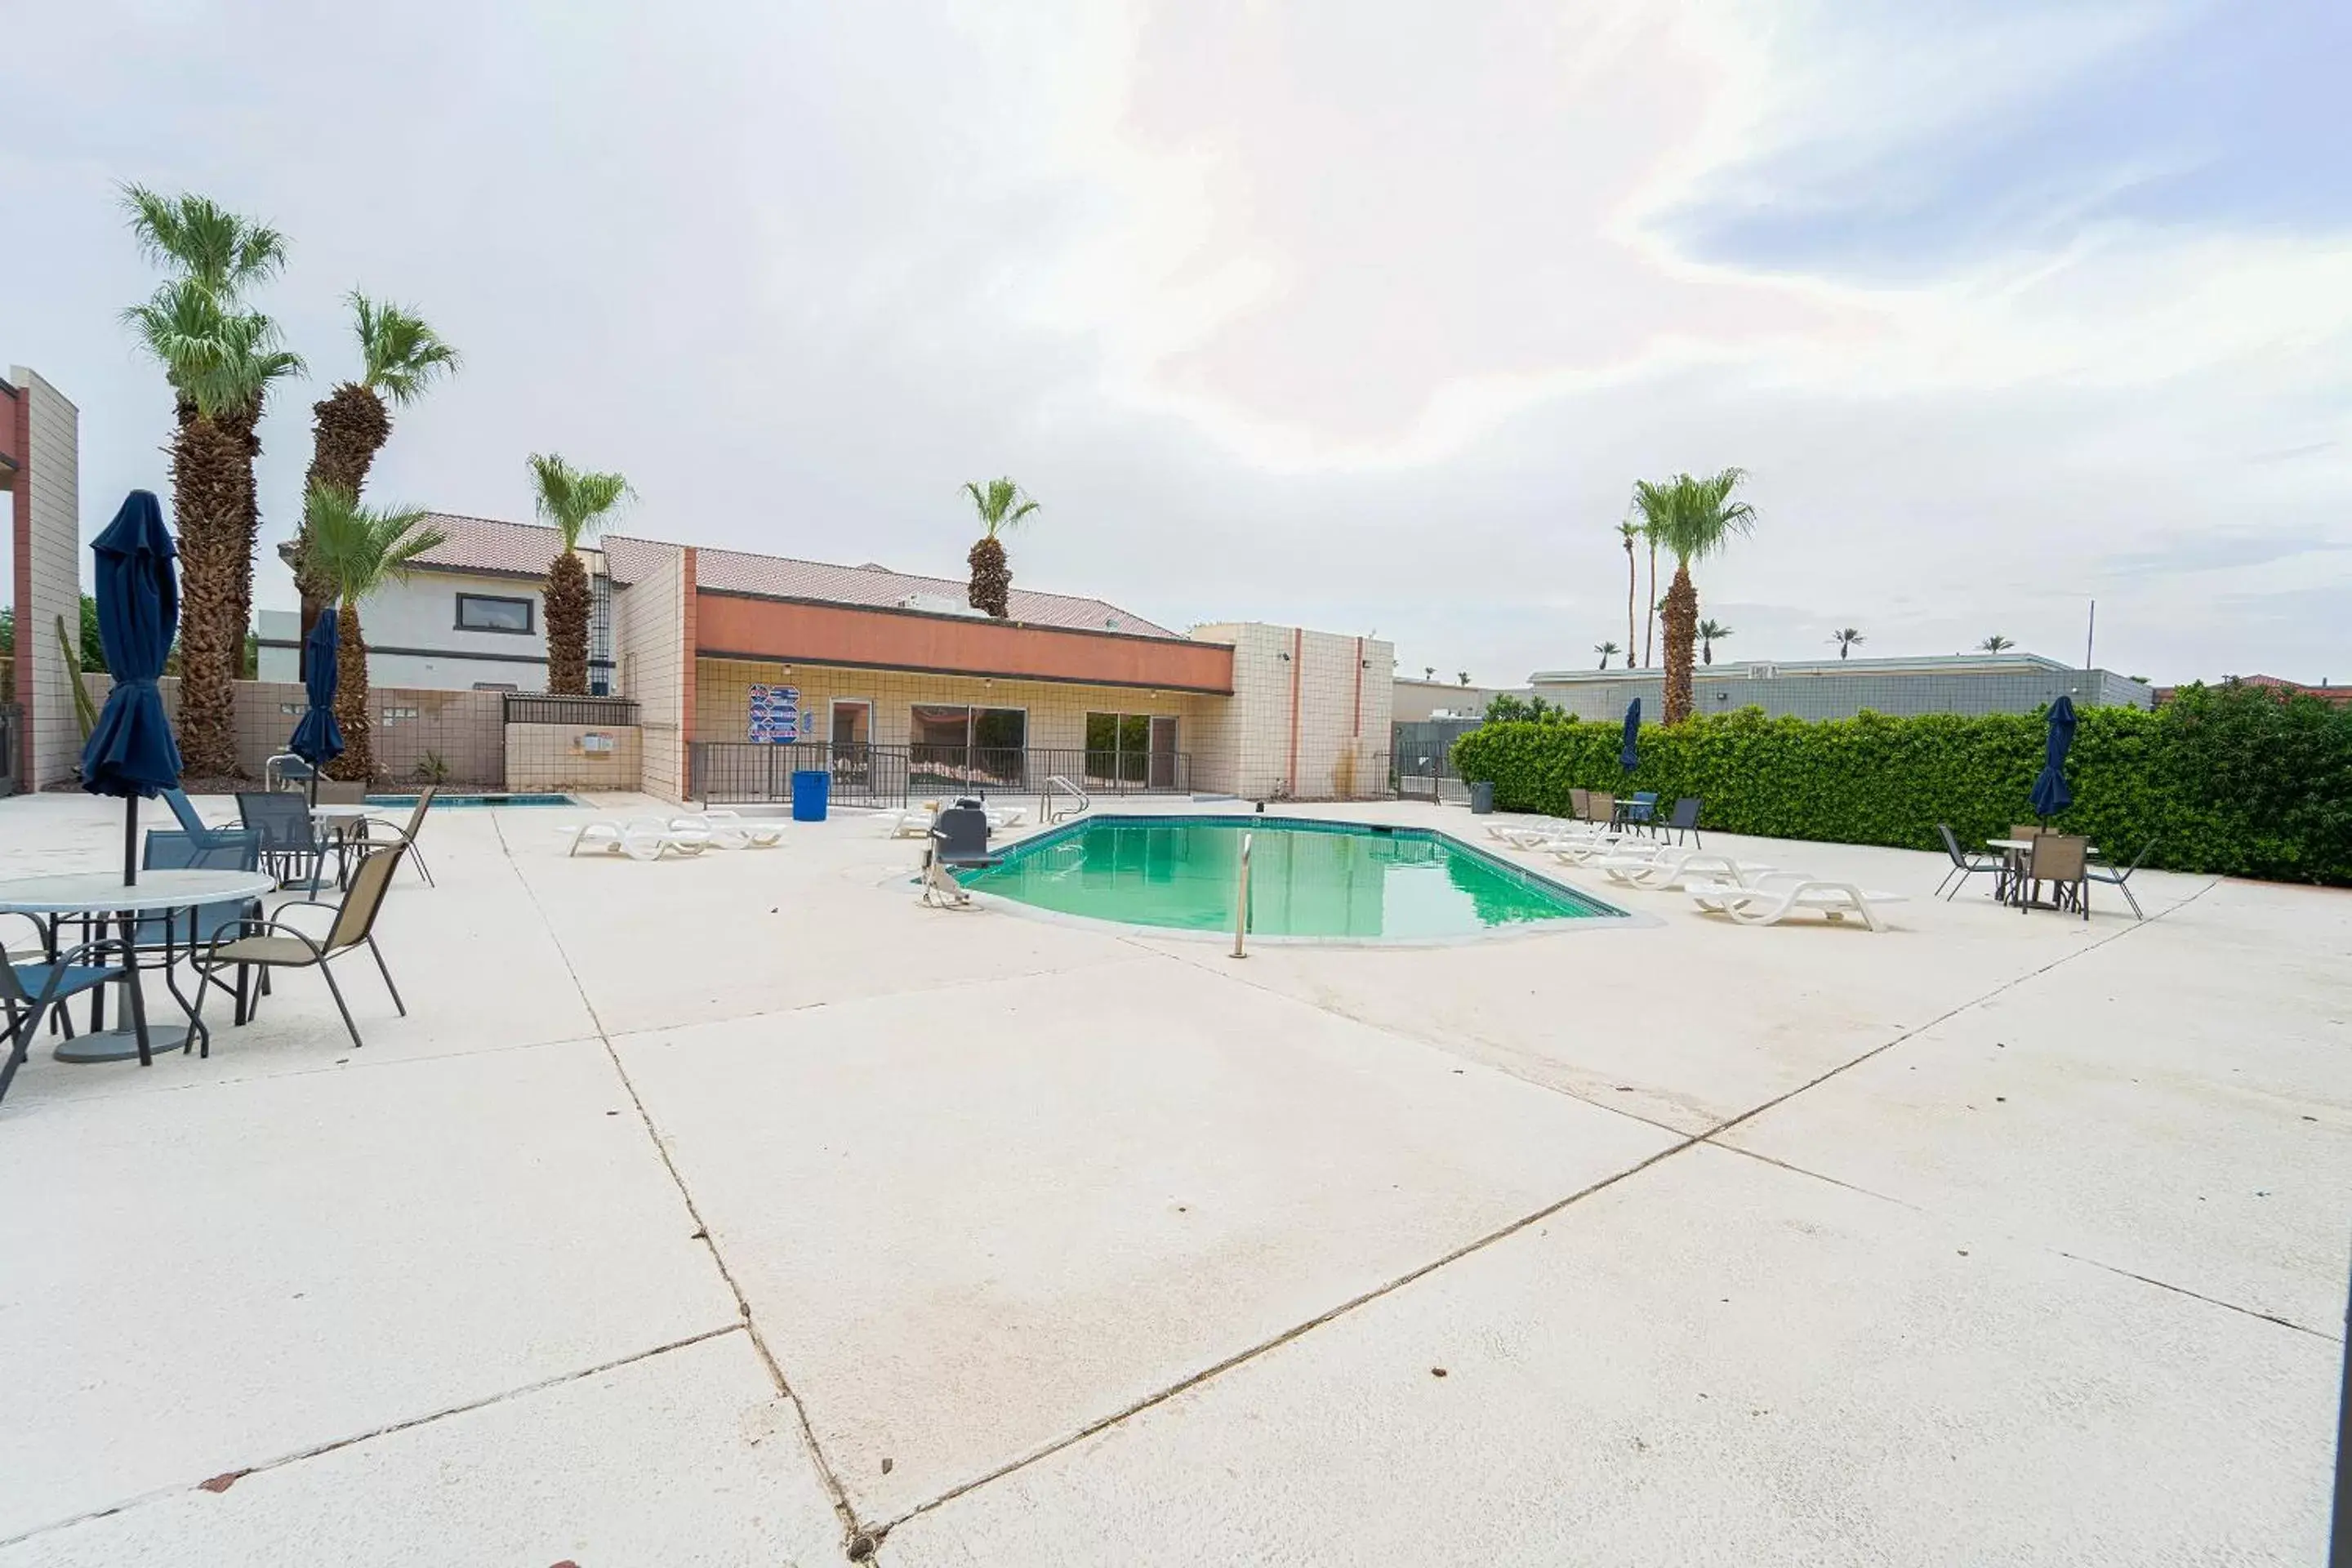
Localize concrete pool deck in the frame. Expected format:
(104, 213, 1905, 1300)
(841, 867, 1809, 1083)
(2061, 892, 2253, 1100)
(0, 790, 2343, 1563)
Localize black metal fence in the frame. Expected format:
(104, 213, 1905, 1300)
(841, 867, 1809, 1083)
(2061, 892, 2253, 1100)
(0, 702, 18, 796)
(503, 693, 641, 727)
(1391, 719, 1480, 804)
(690, 742, 1191, 807)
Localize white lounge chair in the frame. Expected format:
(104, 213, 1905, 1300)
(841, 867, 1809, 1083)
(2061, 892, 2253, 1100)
(671, 810, 783, 849)
(1592, 849, 1775, 892)
(559, 817, 714, 862)
(1686, 874, 1908, 932)
(886, 802, 941, 839)
(1543, 830, 1643, 865)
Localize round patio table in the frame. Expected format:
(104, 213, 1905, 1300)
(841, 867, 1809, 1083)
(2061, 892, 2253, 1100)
(0, 869, 280, 1063)
(310, 804, 374, 887)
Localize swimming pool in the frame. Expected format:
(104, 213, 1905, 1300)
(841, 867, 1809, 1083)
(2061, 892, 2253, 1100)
(363, 792, 581, 809)
(955, 816, 1628, 941)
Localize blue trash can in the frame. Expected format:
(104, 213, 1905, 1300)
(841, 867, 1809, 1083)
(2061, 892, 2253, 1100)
(791, 768, 830, 822)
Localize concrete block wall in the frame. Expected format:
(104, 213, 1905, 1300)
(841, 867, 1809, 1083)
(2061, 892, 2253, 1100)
(1187, 625, 1392, 800)
(613, 542, 690, 800)
(11, 368, 79, 789)
(504, 723, 641, 791)
(80, 675, 508, 786)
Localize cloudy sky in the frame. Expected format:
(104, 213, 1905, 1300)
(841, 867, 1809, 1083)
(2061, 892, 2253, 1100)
(5, 0, 2346, 685)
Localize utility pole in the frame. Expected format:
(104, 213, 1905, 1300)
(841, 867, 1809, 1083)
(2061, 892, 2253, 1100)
(2084, 599, 2097, 670)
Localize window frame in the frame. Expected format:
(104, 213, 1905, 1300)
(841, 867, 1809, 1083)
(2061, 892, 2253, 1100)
(454, 592, 536, 635)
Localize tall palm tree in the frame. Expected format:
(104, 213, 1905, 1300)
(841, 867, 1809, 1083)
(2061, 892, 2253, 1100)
(1615, 521, 1640, 661)
(302, 485, 447, 782)
(528, 453, 633, 695)
(123, 279, 300, 776)
(1829, 627, 1865, 660)
(1640, 468, 1757, 724)
(961, 479, 1039, 618)
(1423, 666, 1436, 681)
(1978, 634, 2016, 653)
(294, 294, 461, 648)
(122, 186, 293, 715)
(1593, 640, 1620, 669)
(1643, 528, 1659, 666)
(1696, 618, 1731, 666)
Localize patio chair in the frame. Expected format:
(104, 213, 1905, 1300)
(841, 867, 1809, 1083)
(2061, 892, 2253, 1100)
(1619, 791, 1660, 834)
(2, 926, 122, 1107)
(136, 829, 265, 950)
(2085, 839, 2156, 920)
(313, 779, 368, 805)
(560, 817, 710, 860)
(356, 786, 439, 884)
(1659, 797, 1703, 847)
(1935, 824, 2004, 901)
(2021, 834, 2089, 920)
(2008, 824, 2044, 842)
(1687, 873, 1909, 932)
(164, 787, 246, 849)
(238, 791, 330, 894)
(190, 845, 408, 1050)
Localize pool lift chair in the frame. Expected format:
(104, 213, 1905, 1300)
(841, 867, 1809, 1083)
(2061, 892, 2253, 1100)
(921, 798, 1003, 909)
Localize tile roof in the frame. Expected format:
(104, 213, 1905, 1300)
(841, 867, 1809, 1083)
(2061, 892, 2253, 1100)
(405, 513, 1177, 638)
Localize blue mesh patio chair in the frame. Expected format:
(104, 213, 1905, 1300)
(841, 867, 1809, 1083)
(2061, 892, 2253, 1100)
(238, 791, 328, 894)
(2, 923, 122, 1107)
(1660, 797, 1703, 847)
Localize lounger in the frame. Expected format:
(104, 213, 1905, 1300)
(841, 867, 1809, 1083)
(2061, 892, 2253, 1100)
(671, 810, 783, 849)
(1592, 849, 1774, 892)
(1686, 875, 1909, 932)
(1544, 831, 1642, 865)
(560, 817, 713, 861)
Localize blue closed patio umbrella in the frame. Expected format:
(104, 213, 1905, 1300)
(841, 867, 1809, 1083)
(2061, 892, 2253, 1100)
(80, 491, 185, 884)
(2029, 693, 2076, 822)
(1619, 697, 1642, 773)
(288, 607, 344, 805)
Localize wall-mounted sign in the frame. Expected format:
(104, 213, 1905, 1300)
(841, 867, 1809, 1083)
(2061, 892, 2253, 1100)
(748, 684, 800, 743)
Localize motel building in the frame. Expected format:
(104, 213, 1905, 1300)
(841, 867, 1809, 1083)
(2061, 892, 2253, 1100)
(249, 514, 1394, 805)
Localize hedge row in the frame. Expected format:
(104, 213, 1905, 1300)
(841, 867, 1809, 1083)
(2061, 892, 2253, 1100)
(1450, 683, 2352, 885)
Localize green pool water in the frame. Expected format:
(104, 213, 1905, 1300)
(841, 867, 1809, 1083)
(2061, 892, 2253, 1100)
(956, 816, 1624, 940)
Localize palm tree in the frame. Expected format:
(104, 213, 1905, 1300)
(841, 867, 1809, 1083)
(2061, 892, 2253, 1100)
(294, 293, 461, 648)
(1615, 521, 1640, 662)
(1829, 627, 1865, 659)
(1457, 671, 1471, 685)
(1593, 640, 1620, 670)
(528, 454, 633, 695)
(122, 279, 302, 776)
(1697, 618, 1731, 666)
(961, 478, 1038, 618)
(122, 186, 293, 721)
(1978, 634, 2016, 653)
(1639, 469, 1757, 724)
(302, 485, 447, 782)
(1423, 666, 1436, 681)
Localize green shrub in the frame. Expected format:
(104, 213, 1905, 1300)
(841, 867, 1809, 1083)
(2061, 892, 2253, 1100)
(1450, 682, 2352, 885)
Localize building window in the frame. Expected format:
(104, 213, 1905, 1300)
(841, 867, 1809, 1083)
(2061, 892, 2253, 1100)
(910, 704, 1027, 791)
(456, 593, 533, 634)
(1085, 712, 1178, 786)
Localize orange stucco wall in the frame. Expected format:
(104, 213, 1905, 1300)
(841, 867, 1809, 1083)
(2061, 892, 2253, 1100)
(694, 592, 1234, 694)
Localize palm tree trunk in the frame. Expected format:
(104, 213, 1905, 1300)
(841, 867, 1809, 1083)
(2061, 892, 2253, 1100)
(172, 414, 248, 777)
(968, 534, 1010, 618)
(297, 384, 392, 649)
(220, 394, 267, 703)
(328, 601, 372, 782)
(1643, 539, 1658, 666)
(1660, 562, 1698, 725)
(1624, 546, 1637, 661)
(544, 550, 591, 694)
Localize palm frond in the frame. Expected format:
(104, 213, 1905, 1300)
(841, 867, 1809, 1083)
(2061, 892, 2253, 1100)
(351, 292, 461, 406)
(119, 183, 287, 299)
(964, 477, 1037, 538)
(122, 281, 302, 417)
(528, 452, 635, 550)
(304, 483, 447, 603)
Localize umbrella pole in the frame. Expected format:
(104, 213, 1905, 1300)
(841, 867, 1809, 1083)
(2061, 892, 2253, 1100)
(124, 795, 139, 886)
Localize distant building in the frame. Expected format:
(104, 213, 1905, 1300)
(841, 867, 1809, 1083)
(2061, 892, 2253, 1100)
(1392, 676, 1522, 724)
(1526, 653, 2152, 724)
(2154, 675, 2350, 708)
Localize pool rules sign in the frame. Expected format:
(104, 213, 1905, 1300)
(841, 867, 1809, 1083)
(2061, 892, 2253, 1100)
(748, 684, 800, 743)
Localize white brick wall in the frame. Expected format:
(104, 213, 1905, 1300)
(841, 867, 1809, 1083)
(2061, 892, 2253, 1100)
(12, 368, 80, 789)
(613, 543, 688, 800)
